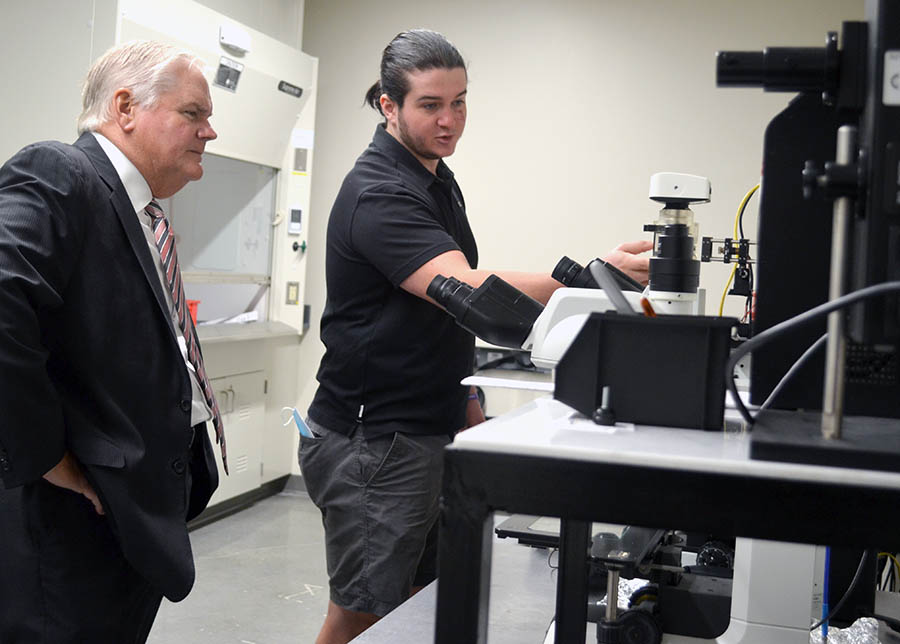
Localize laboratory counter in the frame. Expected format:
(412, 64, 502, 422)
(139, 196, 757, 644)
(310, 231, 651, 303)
(434, 397, 900, 643)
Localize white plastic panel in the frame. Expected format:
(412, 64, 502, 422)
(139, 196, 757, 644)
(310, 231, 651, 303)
(117, 0, 315, 168)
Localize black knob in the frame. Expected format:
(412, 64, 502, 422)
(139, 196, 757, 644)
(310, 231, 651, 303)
(802, 160, 820, 200)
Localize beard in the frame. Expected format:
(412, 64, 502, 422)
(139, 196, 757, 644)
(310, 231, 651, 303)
(397, 112, 442, 162)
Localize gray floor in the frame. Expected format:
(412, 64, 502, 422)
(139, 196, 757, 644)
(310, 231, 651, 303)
(147, 483, 331, 644)
(144, 484, 563, 644)
(141, 487, 900, 644)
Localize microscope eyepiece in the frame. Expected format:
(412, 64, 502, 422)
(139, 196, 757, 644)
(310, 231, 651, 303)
(551, 256, 586, 287)
(427, 274, 543, 348)
(427, 275, 476, 324)
(552, 256, 643, 292)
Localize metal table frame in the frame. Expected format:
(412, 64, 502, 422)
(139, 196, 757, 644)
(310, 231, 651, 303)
(434, 399, 900, 644)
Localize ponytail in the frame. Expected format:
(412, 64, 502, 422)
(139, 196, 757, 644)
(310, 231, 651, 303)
(364, 80, 384, 115)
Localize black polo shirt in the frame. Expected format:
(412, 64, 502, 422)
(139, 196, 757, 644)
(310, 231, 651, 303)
(309, 125, 479, 438)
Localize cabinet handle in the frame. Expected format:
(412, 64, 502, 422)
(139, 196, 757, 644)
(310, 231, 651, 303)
(217, 386, 236, 414)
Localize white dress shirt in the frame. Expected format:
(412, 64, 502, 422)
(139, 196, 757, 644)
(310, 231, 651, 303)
(92, 132, 212, 427)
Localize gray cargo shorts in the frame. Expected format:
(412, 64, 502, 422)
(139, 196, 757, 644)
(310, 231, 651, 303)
(299, 417, 451, 616)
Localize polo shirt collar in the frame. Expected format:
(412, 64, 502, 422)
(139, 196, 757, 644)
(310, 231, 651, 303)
(372, 124, 455, 187)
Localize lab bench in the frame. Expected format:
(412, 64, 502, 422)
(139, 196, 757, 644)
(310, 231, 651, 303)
(433, 398, 900, 643)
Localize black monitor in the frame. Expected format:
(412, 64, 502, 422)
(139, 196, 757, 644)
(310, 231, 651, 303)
(716, 0, 900, 419)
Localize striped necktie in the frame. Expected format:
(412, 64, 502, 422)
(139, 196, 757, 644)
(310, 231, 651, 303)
(146, 199, 227, 474)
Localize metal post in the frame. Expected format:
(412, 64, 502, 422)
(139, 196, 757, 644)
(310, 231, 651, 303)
(605, 568, 620, 622)
(821, 125, 857, 440)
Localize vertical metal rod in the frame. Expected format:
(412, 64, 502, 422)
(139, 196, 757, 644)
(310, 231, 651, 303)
(605, 569, 620, 622)
(821, 125, 857, 440)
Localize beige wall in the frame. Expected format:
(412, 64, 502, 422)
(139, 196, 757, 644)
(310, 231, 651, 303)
(0, 0, 117, 158)
(295, 0, 864, 456)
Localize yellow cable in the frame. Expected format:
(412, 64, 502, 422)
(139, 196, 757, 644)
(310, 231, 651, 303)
(718, 264, 737, 316)
(734, 184, 759, 238)
(878, 551, 900, 581)
(719, 184, 760, 316)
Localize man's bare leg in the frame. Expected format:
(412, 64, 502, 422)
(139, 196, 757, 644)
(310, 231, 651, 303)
(315, 600, 380, 644)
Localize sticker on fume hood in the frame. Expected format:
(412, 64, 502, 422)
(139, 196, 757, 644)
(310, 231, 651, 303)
(214, 57, 244, 93)
(278, 81, 303, 98)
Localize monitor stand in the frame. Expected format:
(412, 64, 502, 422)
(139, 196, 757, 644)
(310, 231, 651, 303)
(751, 409, 900, 473)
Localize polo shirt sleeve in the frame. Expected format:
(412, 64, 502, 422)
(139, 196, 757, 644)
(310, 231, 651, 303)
(350, 187, 462, 286)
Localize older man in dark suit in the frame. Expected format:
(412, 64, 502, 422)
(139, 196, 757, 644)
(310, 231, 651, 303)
(0, 40, 223, 643)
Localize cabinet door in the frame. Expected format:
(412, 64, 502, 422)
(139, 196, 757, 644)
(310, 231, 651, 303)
(206, 371, 265, 507)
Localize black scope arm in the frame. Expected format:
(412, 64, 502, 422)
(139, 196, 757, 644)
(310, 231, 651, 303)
(426, 274, 544, 349)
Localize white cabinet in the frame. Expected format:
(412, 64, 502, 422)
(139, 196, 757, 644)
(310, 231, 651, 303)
(206, 370, 266, 507)
(196, 324, 301, 518)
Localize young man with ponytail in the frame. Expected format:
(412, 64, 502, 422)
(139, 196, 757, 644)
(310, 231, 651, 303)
(300, 29, 650, 643)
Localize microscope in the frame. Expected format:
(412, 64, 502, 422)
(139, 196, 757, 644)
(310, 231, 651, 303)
(428, 172, 712, 366)
(429, 172, 736, 431)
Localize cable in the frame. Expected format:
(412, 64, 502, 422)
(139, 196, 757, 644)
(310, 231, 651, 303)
(880, 556, 893, 591)
(719, 185, 759, 317)
(821, 546, 831, 641)
(745, 262, 755, 323)
(867, 612, 900, 633)
(718, 264, 738, 316)
(810, 550, 869, 631)
(735, 184, 759, 241)
(726, 281, 900, 426)
(737, 184, 759, 241)
(759, 332, 828, 411)
(878, 552, 900, 592)
(878, 552, 900, 577)
(736, 185, 758, 320)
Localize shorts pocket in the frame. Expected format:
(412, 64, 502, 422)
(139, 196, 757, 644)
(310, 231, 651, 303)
(361, 432, 418, 487)
(298, 431, 332, 507)
(297, 417, 326, 464)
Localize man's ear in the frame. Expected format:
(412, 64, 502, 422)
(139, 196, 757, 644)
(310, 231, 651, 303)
(111, 88, 138, 133)
(379, 93, 397, 122)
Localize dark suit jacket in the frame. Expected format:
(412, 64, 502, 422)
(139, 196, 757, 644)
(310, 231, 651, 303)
(0, 133, 218, 602)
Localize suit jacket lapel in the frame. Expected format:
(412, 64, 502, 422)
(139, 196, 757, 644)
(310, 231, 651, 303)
(74, 133, 176, 335)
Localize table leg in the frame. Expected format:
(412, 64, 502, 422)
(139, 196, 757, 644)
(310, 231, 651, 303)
(435, 450, 495, 644)
(556, 519, 590, 643)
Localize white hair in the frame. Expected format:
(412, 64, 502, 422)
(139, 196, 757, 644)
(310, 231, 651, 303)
(77, 40, 205, 134)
